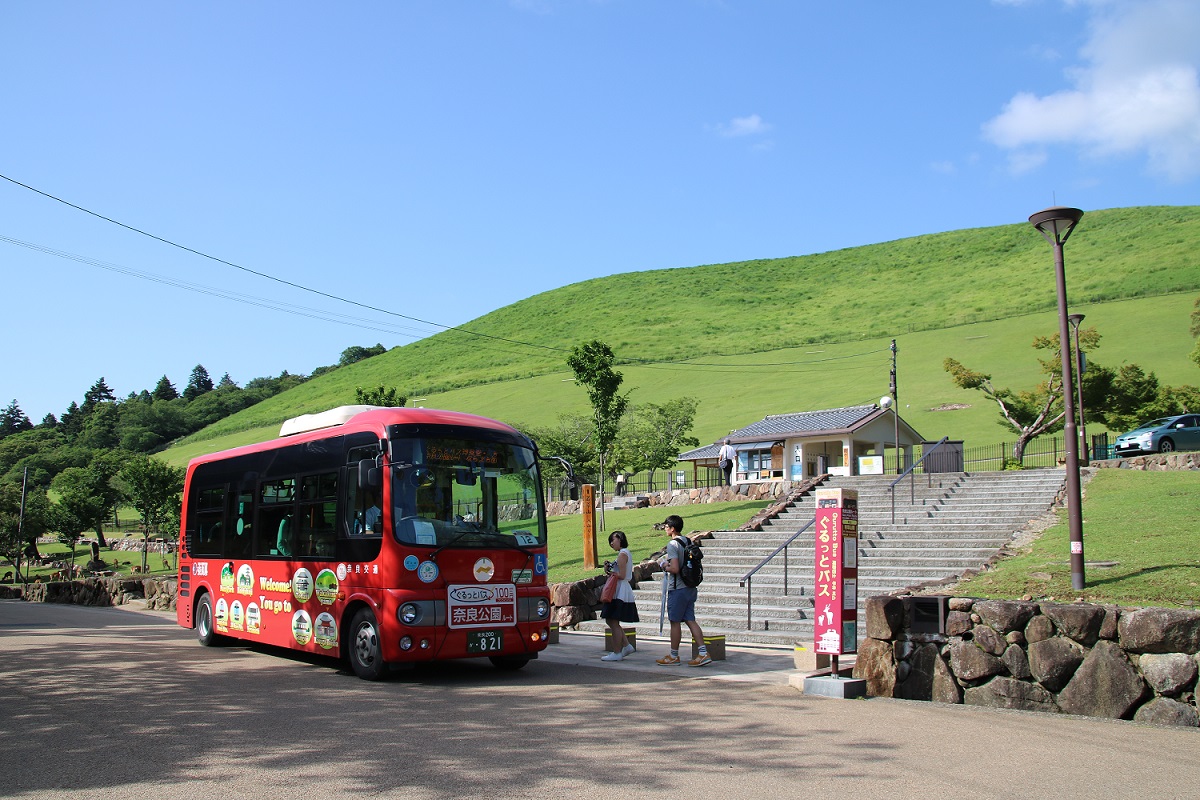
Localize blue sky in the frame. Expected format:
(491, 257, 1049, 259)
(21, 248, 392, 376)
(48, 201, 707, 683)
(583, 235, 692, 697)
(3, 0, 1198, 423)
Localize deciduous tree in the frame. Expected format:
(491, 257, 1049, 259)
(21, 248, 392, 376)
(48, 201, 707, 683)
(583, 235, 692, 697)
(117, 455, 184, 573)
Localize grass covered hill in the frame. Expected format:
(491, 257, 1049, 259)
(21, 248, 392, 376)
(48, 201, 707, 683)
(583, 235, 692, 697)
(165, 206, 1200, 465)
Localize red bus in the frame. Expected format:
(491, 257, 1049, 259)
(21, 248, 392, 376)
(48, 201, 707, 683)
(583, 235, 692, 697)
(175, 405, 552, 679)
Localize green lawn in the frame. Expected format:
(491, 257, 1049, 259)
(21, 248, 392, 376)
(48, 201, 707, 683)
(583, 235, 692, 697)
(952, 469, 1200, 607)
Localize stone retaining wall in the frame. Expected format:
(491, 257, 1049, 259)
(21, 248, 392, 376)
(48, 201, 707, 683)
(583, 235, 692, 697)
(4, 577, 176, 611)
(853, 595, 1200, 727)
(1093, 452, 1200, 470)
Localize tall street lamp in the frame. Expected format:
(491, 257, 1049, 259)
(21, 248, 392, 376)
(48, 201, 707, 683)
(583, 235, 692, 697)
(1029, 206, 1086, 591)
(1067, 312, 1089, 465)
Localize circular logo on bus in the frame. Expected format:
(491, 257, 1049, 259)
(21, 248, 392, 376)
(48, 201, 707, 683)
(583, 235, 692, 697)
(292, 609, 313, 645)
(314, 612, 338, 650)
(418, 561, 439, 583)
(473, 557, 495, 582)
(292, 568, 314, 603)
(404, 554, 419, 571)
(314, 569, 339, 606)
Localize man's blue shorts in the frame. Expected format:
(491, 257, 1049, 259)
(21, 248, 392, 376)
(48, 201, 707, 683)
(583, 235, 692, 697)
(667, 586, 697, 623)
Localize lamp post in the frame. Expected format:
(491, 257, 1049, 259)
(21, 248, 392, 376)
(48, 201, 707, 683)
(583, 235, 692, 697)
(1029, 206, 1086, 591)
(1067, 312, 1089, 466)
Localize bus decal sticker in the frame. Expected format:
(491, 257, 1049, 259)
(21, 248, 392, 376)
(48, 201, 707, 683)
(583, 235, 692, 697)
(534, 554, 548, 575)
(246, 603, 261, 634)
(515, 533, 538, 547)
(314, 612, 338, 650)
(473, 558, 495, 582)
(447, 584, 517, 628)
(219, 563, 236, 593)
(292, 568, 314, 603)
(511, 569, 532, 584)
(215, 597, 229, 632)
(259, 576, 292, 594)
(292, 610, 313, 645)
(403, 555, 419, 571)
(336, 564, 348, 580)
(236, 564, 254, 596)
(259, 596, 293, 615)
(230, 600, 245, 631)
(418, 561, 439, 583)
(314, 569, 339, 606)
(192, 562, 208, 577)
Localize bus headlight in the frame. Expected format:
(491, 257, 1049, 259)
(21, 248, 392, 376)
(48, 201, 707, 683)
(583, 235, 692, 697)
(399, 603, 420, 625)
(536, 598, 550, 618)
(399, 636, 413, 651)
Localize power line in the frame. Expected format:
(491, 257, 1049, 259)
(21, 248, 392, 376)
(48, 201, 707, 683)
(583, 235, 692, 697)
(0, 171, 566, 353)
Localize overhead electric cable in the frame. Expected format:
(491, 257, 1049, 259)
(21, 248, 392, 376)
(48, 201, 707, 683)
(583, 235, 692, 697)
(0, 171, 566, 352)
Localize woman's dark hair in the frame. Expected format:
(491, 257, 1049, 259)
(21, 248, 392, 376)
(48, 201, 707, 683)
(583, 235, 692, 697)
(608, 530, 629, 548)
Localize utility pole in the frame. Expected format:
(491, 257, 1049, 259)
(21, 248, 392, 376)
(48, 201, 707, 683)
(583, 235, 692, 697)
(890, 340, 900, 473)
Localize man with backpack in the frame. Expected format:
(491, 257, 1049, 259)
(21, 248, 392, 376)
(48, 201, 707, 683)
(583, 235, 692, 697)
(655, 514, 711, 667)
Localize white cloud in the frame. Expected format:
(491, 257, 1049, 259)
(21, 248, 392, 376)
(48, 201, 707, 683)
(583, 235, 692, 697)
(984, 0, 1200, 181)
(713, 114, 772, 138)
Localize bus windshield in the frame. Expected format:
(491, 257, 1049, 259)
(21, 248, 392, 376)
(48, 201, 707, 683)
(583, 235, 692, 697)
(388, 435, 545, 548)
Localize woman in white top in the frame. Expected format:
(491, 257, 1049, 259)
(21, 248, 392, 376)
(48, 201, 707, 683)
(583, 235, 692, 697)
(600, 530, 639, 661)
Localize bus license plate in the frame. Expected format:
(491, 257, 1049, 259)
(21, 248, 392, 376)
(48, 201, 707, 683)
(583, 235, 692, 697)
(467, 630, 503, 653)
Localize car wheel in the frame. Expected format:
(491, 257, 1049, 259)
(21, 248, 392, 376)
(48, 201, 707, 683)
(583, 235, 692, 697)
(348, 607, 388, 680)
(1159, 438, 1175, 453)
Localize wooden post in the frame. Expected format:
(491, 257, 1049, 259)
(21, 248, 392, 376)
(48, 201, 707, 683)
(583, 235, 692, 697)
(581, 484, 598, 570)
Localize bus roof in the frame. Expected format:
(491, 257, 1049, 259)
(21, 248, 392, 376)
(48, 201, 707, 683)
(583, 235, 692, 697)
(186, 406, 528, 468)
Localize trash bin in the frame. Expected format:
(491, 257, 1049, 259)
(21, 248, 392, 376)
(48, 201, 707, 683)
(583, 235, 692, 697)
(922, 440, 963, 473)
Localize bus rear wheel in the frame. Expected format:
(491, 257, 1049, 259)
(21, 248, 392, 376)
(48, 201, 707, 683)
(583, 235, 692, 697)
(195, 593, 223, 647)
(489, 656, 530, 671)
(348, 607, 387, 680)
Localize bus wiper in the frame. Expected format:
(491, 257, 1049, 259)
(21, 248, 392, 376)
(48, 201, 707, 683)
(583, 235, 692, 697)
(428, 529, 479, 561)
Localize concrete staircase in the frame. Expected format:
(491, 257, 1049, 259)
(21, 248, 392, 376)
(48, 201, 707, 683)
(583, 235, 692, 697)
(582, 469, 1066, 647)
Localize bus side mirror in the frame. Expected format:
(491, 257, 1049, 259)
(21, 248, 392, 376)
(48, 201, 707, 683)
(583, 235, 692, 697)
(358, 459, 381, 490)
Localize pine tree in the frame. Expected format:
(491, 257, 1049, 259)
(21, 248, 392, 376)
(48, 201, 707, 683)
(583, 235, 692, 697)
(82, 378, 116, 414)
(152, 375, 179, 401)
(183, 365, 214, 401)
(0, 399, 33, 439)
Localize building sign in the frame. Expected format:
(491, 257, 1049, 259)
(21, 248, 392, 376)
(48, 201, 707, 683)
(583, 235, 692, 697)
(813, 488, 859, 655)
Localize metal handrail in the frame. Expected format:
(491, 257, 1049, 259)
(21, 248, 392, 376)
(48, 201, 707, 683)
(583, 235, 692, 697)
(889, 436, 951, 523)
(737, 518, 815, 631)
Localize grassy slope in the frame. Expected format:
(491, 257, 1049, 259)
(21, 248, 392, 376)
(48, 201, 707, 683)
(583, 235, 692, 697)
(164, 206, 1200, 466)
(953, 469, 1200, 607)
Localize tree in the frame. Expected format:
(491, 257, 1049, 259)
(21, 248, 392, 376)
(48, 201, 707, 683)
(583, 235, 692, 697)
(81, 377, 116, 414)
(524, 413, 598, 500)
(82, 452, 128, 548)
(1, 400, 33, 439)
(183, 365, 214, 401)
(567, 340, 629, 529)
(152, 375, 179, 401)
(46, 475, 94, 578)
(355, 386, 407, 407)
(340, 343, 387, 366)
(117, 455, 184, 573)
(613, 398, 701, 492)
(944, 327, 1100, 464)
(217, 372, 238, 389)
(0, 480, 49, 581)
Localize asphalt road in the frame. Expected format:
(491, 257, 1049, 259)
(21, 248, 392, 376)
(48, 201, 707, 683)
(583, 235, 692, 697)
(1, 600, 1197, 800)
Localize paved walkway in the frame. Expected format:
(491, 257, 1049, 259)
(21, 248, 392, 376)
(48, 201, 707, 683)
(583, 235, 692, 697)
(542, 629, 847, 688)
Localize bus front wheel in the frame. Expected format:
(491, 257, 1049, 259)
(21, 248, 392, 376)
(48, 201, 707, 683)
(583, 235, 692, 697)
(195, 593, 223, 647)
(348, 607, 387, 680)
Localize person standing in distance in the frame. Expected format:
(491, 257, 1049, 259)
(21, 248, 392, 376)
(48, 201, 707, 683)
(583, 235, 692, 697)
(656, 514, 711, 667)
(717, 438, 736, 486)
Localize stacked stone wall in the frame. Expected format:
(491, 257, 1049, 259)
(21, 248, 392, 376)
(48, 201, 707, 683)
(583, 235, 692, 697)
(854, 595, 1200, 727)
(14, 577, 176, 611)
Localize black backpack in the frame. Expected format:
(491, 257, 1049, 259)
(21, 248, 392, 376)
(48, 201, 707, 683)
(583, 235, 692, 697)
(676, 537, 704, 588)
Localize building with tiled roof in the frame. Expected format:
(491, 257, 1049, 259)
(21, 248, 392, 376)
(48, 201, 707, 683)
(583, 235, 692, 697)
(678, 404, 924, 484)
